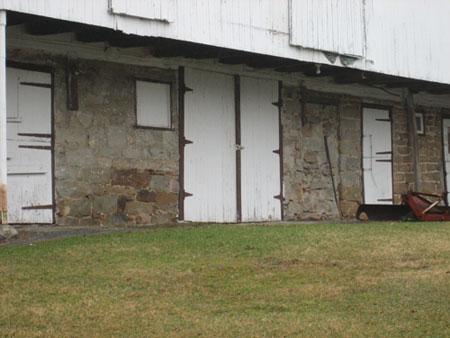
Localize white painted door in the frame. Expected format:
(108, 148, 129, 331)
(362, 107, 393, 204)
(7, 68, 53, 223)
(442, 119, 450, 201)
(240, 77, 281, 221)
(184, 68, 237, 222)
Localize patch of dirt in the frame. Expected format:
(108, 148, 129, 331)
(0, 225, 152, 247)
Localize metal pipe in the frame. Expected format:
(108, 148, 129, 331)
(0, 10, 7, 224)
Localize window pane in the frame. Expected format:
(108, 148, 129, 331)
(136, 80, 171, 128)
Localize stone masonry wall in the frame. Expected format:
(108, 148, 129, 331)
(7, 48, 448, 224)
(8, 49, 179, 226)
(55, 60, 179, 226)
(338, 99, 363, 216)
(282, 87, 341, 220)
(283, 86, 446, 220)
(392, 104, 444, 203)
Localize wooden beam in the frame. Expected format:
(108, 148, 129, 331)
(25, 20, 82, 36)
(403, 88, 422, 191)
(67, 56, 79, 111)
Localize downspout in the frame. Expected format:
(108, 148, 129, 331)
(0, 10, 6, 224)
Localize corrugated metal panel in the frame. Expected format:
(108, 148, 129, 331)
(289, 0, 364, 56)
(109, 0, 174, 22)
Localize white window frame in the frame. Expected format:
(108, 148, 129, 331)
(135, 79, 172, 130)
(415, 112, 424, 135)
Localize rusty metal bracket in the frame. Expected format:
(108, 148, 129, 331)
(272, 101, 282, 108)
(182, 137, 193, 145)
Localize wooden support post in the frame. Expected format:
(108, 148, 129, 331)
(403, 88, 422, 191)
(0, 11, 7, 224)
(67, 56, 79, 111)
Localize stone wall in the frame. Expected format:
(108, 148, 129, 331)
(55, 60, 179, 226)
(393, 104, 445, 203)
(282, 87, 341, 220)
(338, 99, 363, 216)
(8, 49, 179, 226)
(7, 48, 449, 225)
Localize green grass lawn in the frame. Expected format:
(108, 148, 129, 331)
(0, 222, 449, 337)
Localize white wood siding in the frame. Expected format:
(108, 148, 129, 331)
(362, 107, 393, 205)
(240, 76, 281, 222)
(7, 67, 53, 223)
(184, 68, 236, 223)
(109, 0, 174, 22)
(289, 0, 364, 57)
(1, 1, 450, 84)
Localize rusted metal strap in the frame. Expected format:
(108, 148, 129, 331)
(22, 204, 54, 210)
(19, 145, 51, 150)
(18, 133, 52, 138)
(20, 82, 52, 89)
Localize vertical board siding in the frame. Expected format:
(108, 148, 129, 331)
(365, 0, 450, 82)
(240, 77, 281, 221)
(2, 1, 450, 95)
(184, 68, 237, 223)
(7, 68, 53, 223)
(362, 108, 393, 204)
(109, 0, 174, 22)
(289, 0, 364, 56)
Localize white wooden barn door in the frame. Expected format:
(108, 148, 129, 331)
(240, 77, 281, 221)
(7, 67, 53, 223)
(362, 107, 393, 204)
(184, 68, 237, 222)
(182, 69, 282, 222)
(442, 118, 450, 201)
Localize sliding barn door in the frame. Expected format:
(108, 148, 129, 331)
(184, 68, 237, 222)
(362, 107, 393, 204)
(7, 67, 53, 223)
(240, 77, 281, 221)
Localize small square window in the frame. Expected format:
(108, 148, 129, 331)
(415, 113, 424, 135)
(136, 80, 171, 129)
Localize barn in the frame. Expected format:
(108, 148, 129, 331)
(0, 0, 449, 227)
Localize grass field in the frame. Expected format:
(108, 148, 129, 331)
(0, 222, 449, 337)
